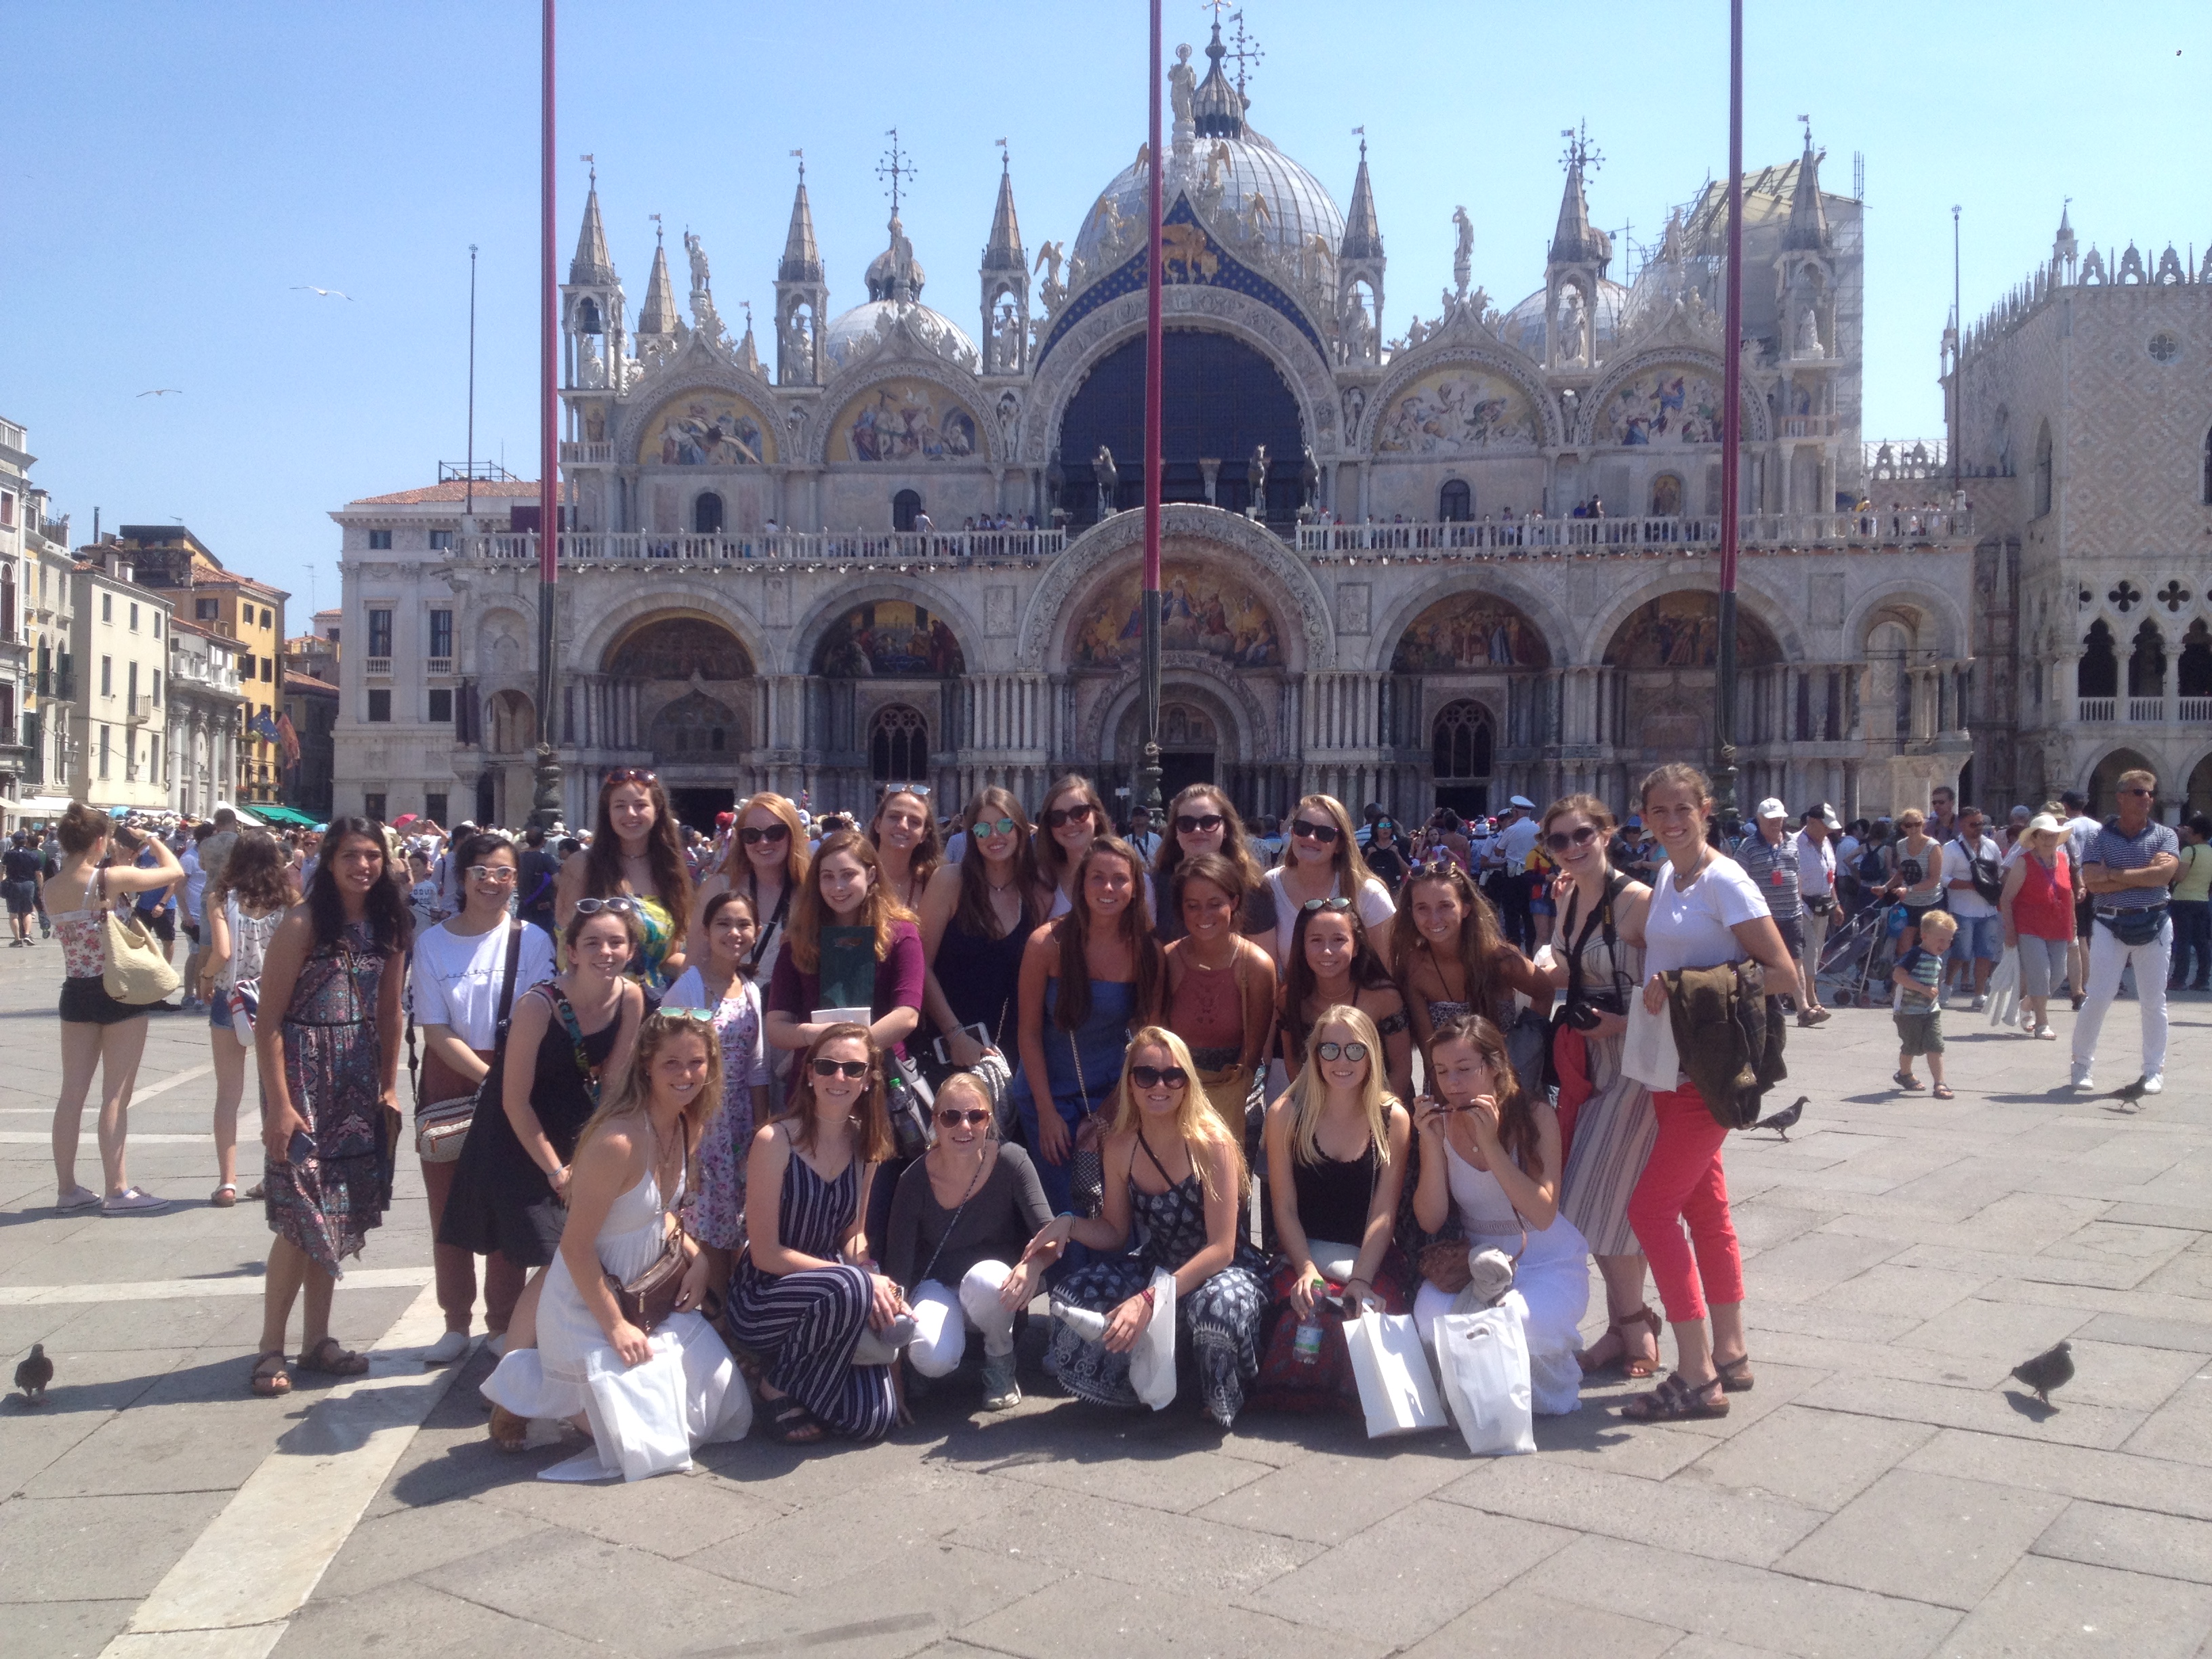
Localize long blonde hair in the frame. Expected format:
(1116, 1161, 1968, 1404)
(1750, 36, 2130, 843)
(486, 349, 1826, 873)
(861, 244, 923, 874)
(1111, 1026, 1244, 1200)
(574, 1009, 724, 1168)
(1284, 1003, 1394, 1170)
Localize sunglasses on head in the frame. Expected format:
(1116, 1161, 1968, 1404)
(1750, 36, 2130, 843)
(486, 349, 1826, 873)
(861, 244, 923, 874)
(739, 823, 791, 844)
(811, 1057, 871, 1079)
(1042, 802, 1094, 830)
(1413, 857, 1460, 878)
(1315, 1040, 1370, 1063)
(878, 782, 931, 798)
(606, 769, 657, 786)
(1544, 824, 1601, 853)
(653, 1006, 716, 1024)
(935, 1107, 991, 1128)
(1174, 812, 1227, 835)
(573, 897, 639, 915)
(1290, 818, 1341, 843)
(1300, 895, 1354, 913)
(466, 865, 517, 883)
(1128, 1064, 1189, 1090)
(975, 816, 1020, 838)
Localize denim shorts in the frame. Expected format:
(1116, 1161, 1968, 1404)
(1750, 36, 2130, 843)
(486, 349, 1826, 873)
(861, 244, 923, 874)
(1946, 913, 2003, 963)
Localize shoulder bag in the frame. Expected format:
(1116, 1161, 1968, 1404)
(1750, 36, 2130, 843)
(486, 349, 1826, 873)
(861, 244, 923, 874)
(416, 921, 526, 1164)
(606, 1118, 693, 1332)
(100, 871, 182, 1006)
(1065, 1031, 1110, 1218)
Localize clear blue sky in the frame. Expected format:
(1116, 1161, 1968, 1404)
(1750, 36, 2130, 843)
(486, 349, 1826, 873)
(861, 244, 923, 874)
(5, 1, 2204, 606)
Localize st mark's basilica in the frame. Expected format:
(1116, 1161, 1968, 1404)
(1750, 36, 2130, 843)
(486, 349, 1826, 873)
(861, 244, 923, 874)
(334, 21, 1999, 832)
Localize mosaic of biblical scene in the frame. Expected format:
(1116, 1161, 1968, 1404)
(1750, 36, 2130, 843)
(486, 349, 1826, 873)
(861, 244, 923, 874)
(1373, 369, 1538, 454)
(1391, 593, 1551, 672)
(1071, 565, 1282, 670)
(605, 616, 754, 679)
(1604, 592, 1780, 668)
(815, 600, 965, 678)
(829, 379, 981, 463)
(1597, 367, 1724, 445)
(636, 394, 772, 466)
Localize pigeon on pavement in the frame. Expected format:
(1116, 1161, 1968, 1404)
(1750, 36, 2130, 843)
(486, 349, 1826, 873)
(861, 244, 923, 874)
(2009, 1339, 2074, 1406)
(14, 1343, 52, 1404)
(2103, 1078, 2152, 1107)
(1751, 1096, 1807, 1140)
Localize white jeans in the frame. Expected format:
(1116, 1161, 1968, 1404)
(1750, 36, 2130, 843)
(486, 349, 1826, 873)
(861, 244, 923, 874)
(907, 1259, 1018, 1377)
(1801, 904, 1832, 1002)
(2072, 918, 2170, 1077)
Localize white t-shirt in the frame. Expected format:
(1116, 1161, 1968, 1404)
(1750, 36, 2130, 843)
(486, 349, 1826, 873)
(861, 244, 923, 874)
(1263, 865, 1395, 961)
(943, 831, 968, 865)
(181, 845, 207, 923)
(2062, 814, 2102, 872)
(408, 917, 556, 1050)
(1643, 855, 1770, 975)
(1496, 816, 1541, 872)
(1793, 830, 1836, 899)
(1942, 835, 2004, 919)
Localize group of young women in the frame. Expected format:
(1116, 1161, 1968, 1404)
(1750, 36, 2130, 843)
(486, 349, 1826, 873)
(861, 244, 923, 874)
(44, 753, 1796, 1460)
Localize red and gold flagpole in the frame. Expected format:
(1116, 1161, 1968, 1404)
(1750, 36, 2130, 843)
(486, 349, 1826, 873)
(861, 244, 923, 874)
(1138, 0, 1165, 817)
(531, 0, 564, 830)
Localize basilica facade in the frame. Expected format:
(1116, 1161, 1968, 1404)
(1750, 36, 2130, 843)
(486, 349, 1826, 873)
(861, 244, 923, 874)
(334, 24, 1988, 832)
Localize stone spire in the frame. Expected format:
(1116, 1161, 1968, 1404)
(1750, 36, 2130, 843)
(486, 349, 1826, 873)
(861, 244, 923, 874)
(1782, 124, 1831, 253)
(569, 164, 617, 286)
(2052, 199, 2077, 272)
(1190, 20, 1246, 140)
(636, 224, 680, 336)
(1340, 134, 1382, 262)
(1548, 125, 1612, 271)
(779, 163, 823, 285)
(983, 150, 1025, 273)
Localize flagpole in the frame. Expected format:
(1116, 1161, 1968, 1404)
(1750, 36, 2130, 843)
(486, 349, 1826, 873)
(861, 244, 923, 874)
(1713, 0, 1744, 834)
(1139, 0, 1165, 818)
(531, 0, 564, 831)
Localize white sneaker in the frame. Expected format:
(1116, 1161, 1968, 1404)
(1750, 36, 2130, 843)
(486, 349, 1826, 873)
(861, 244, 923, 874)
(2070, 1061, 2097, 1092)
(422, 1329, 470, 1366)
(2140, 1073, 2164, 1095)
(486, 1332, 508, 1358)
(1969, 995, 1987, 1012)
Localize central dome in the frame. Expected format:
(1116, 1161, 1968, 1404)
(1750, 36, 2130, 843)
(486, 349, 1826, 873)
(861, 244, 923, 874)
(823, 300, 979, 373)
(1073, 131, 1345, 272)
(1499, 278, 1630, 360)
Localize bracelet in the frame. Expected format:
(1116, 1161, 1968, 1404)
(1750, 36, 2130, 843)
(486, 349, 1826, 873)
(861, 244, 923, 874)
(1139, 1286, 1156, 1309)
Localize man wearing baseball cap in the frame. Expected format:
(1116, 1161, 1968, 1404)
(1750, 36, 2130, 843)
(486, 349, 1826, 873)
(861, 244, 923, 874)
(1795, 804, 1843, 1025)
(1734, 798, 1808, 1017)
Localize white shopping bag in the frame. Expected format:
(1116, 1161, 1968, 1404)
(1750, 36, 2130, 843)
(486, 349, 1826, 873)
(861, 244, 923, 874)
(1128, 1267, 1178, 1410)
(1434, 1307, 1537, 1457)
(1620, 994, 1679, 1092)
(1345, 1308, 1448, 1438)
(1986, 948, 2020, 1027)
(583, 1342, 694, 1481)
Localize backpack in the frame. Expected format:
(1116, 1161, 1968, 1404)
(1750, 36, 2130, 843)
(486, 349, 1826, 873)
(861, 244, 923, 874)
(1856, 844, 1887, 885)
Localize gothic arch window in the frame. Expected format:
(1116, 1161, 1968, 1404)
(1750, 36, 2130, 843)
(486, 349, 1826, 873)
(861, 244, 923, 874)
(1437, 479, 1473, 522)
(650, 691, 736, 760)
(1431, 700, 1494, 780)
(2127, 619, 2167, 697)
(2179, 620, 2212, 698)
(1650, 472, 1684, 517)
(2033, 421, 2054, 518)
(693, 492, 723, 534)
(2077, 619, 2118, 699)
(892, 489, 923, 533)
(869, 703, 929, 783)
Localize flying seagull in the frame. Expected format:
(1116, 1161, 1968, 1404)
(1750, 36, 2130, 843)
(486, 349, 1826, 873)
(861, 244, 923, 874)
(2009, 1339, 2074, 1406)
(138, 388, 183, 398)
(291, 286, 354, 300)
(14, 1343, 52, 1404)
(1751, 1096, 1807, 1140)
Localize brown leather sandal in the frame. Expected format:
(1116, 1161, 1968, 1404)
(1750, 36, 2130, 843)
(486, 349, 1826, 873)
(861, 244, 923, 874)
(1618, 1306, 1664, 1379)
(1618, 1371, 1728, 1422)
(1716, 1355, 1755, 1393)
(297, 1336, 369, 1377)
(248, 1351, 291, 1396)
(487, 1404, 530, 1450)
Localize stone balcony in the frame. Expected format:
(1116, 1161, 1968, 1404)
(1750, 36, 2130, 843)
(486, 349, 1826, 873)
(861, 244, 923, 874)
(2077, 695, 2212, 725)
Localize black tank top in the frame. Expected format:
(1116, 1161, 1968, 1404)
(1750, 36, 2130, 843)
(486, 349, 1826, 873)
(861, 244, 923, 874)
(933, 912, 1027, 1046)
(1292, 1139, 1378, 1246)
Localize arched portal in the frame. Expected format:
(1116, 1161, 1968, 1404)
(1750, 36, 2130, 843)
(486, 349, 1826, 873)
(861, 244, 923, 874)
(485, 690, 536, 754)
(605, 615, 755, 682)
(1054, 330, 1305, 526)
(601, 615, 755, 827)
(1602, 592, 1782, 762)
(1431, 699, 1494, 819)
(2089, 747, 2157, 816)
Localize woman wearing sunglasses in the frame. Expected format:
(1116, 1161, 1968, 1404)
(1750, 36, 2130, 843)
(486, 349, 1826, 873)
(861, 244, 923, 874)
(691, 792, 808, 991)
(556, 771, 691, 994)
(1263, 794, 1395, 964)
(1536, 794, 1662, 1381)
(1010, 838, 1165, 1214)
(1163, 853, 1276, 1135)
(1388, 860, 1551, 1061)
(1023, 1028, 1270, 1428)
(407, 832, 557, 1364)
(1277, 899, 1414, 1103)
(883, 1069, 1050, 1412)
(1410, 1013, 1589, 1416)
(726, 1024, 902, 1443)
(918, 789, 1044, 1073)
(659, 890, 774, 1272)
(869, 786, 943, 915)
(1037, 774, 1155, 922)
(1151, 784, 1278, 960)
(442, 901, 646, 1443)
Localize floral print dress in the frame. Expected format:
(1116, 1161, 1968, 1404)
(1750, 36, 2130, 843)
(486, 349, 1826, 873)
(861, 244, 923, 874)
(266, 922, 394, 1272)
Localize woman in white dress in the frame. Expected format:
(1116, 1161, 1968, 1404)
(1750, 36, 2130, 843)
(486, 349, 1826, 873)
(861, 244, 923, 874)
(1411, 1012, 1589, 1416)
(480, 1009, 751, 1465)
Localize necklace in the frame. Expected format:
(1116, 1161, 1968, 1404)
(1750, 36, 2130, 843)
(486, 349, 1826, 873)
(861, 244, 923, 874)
(985, 875, 1016, 894)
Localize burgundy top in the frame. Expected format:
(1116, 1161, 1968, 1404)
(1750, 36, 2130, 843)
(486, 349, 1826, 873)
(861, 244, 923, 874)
(766, 917, 926, 1057)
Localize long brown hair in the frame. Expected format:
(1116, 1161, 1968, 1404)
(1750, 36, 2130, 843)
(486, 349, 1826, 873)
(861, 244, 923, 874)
(785, 829, 911, 973)
(779, 1023, 894, 1163)
(1282, 897, 1393, 1061)
(954, 785, 1042, 940)
(585, 771, 693, 939)
(719, 791, 809, 894)
(1052, 836, 1164, 1031)
(1431, 1012, 1542, 1181)
(1389, 861, 1511, 1021)
(1035, 772, 1109, 891)
(1152, 783, 1264, 895)
(869, 786, 943, 893)
(575, 1008, 724, 1165)
(1281, 792, 1381, 894)
(212, 830, 292, 915)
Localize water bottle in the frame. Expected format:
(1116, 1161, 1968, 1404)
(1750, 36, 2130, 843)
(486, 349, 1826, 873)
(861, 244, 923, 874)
(1293, 1312, 1324, 1365)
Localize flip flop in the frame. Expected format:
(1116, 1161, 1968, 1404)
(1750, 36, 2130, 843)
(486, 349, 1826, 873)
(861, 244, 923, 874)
(55, 1186, 101, 1212)
(102, 1187, 170, 1214)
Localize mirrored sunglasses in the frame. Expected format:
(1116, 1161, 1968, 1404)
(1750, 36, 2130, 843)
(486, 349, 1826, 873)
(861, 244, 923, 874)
(1315, 1040, 1370, 1063)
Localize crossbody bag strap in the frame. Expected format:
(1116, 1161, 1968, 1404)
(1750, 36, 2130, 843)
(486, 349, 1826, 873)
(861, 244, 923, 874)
(747, 881, 794, 971)
(552, 989, 605, 1103)
(494, 918, 525, 1029)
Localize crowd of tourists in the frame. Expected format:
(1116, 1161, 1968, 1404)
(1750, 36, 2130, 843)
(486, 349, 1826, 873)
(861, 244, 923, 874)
(24, 756, 2184, 1471)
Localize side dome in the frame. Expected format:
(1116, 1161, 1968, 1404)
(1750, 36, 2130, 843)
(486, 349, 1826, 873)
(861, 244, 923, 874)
(1072, 131, 1345, 272)
(1499, 277, 1629, 359)
(822, 300, 980, 373)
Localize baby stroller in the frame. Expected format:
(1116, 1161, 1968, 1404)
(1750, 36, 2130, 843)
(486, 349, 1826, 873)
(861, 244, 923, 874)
(1819, 901, 1908, 1007)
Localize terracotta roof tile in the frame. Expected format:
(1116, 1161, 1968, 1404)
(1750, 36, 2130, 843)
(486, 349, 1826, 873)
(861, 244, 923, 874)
(348, 479, 543, 506)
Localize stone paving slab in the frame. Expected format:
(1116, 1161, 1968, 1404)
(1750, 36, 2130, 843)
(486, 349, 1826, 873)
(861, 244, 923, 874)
(5, 944, 2212, 1655)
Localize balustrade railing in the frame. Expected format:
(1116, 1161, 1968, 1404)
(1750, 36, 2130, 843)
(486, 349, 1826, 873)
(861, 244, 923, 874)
(2076, 697, 2117, 722)
(2180, 697, 2212, 724)
(2128, 696, 2167, 723)
(453, 527, 1067, 567)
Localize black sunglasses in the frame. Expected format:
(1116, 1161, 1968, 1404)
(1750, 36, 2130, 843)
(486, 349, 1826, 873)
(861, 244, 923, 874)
(1544, 825, 1601, 853)
(739, 823, 790, 845)
(1042, 803, 1094, 830)
(1128, 1065, 1189, 1090)
(811, 1057, 871, 1079)
(1315, 1040, 1370, 1063)
(935, 1107, 991, 1128)
(1290, 818, 1341, 844)
(1174, 813, 1227, 836)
